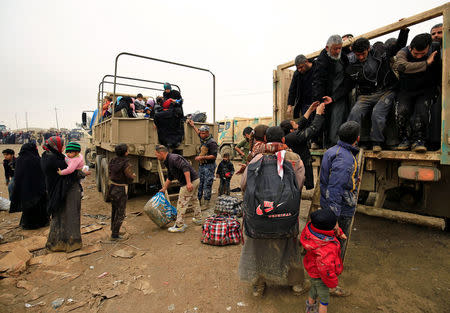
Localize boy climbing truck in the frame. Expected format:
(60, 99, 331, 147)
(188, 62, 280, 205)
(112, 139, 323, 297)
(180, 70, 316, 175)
(273, 3, 450, 231)
(81, 53, 217, 203)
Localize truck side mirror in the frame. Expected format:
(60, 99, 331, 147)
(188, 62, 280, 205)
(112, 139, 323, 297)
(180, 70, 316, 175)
(82, 112, 87, 127)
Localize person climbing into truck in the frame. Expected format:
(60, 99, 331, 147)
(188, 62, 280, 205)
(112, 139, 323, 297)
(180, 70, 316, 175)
(280, 100, 326, 190)
(319, 121, 359, 298)
(108, 144, 136, 240)
(187, 121, 218, 209)
(216, 152, 234, 196)
(234, 126, 253, 161)
(163, 83, 182, 102)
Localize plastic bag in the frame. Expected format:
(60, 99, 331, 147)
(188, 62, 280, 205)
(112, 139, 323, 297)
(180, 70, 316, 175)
(143, 192, 177, 227)
(0, 197, 10, 211)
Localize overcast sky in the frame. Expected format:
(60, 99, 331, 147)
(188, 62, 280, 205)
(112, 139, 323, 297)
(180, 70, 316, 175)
(0, 0, 446, 130)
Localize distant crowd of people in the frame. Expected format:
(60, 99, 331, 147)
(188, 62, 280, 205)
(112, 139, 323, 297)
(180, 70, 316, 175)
(287, 24, 443, 153)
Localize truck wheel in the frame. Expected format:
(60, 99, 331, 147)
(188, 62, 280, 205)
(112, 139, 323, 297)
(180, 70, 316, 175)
(220, 145, 232, 159)
(100, 158, 111, 202)
(84, 148, 96, 168)
(95, 155, 103, 192)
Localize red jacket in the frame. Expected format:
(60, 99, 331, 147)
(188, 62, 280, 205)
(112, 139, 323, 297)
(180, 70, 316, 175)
(300, 222, 343, 288)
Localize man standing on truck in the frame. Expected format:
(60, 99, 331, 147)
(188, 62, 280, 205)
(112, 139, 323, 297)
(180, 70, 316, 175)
(287, 55, 315, 119)
(187, 121, 218, 209)
(312, 35, 349, 148)
(346, 28, 409, 152)
(394, 33, 441, 153)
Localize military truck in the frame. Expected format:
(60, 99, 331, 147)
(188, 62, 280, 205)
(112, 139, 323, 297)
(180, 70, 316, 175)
(217, 117, 273, 158)
(273, 3, 450, 230)
(82, 53, 217, 202)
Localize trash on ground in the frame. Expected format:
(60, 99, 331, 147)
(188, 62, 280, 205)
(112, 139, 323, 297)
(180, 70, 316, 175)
(112, 249, 136, 259)
(97, 272, 108, 278)
(51, 298, 65, 309)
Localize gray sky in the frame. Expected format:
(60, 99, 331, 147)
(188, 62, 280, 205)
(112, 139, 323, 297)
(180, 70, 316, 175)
(0, 0, 446, 130)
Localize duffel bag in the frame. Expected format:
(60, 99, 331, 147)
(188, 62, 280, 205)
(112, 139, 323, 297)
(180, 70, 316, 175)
(214, 195, 243, 217)
(201, 214, 243, 246)
(143, 192, 177, 227)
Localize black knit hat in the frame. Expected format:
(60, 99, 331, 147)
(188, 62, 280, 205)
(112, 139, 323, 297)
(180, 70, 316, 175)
(310, 209, 337, 231)
(65, 142, 81, 153)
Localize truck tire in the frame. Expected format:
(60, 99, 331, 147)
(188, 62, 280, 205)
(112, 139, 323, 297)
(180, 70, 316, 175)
(219, 145, 232, 159)
(100, 158, 111, 202)
(95, 155, 103, 192)
(84, 148, 96, 168)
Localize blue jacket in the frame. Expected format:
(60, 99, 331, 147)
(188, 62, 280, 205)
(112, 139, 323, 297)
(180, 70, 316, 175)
(320, 141, 359, 217)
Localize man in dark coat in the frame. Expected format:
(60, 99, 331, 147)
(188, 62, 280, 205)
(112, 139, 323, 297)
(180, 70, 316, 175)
(393, 33, 442, 152)
(346, 28, 409, 152)
(287, 55, 315, 119)
(280, 101, 326, 190)
(312, 35, 350, 148)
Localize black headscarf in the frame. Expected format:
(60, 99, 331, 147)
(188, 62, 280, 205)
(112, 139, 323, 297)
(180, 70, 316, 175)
(10, 143, 46, 212)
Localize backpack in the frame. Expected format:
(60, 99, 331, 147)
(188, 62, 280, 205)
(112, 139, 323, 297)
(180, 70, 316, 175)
(214, 195, 243, 217)
(243, 154, 301, 239)
(201, 214, 243, 246)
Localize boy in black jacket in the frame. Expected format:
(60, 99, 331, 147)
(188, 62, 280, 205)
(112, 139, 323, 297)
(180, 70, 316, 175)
(216, 153, 234, 196)
(2, 149, 16, 199)
(108, 144, 136, 240)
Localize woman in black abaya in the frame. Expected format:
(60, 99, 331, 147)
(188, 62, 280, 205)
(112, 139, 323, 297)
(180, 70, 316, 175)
(10, 143, 49, 229)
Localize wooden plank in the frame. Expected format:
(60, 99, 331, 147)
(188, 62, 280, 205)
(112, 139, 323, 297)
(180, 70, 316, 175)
(357, 205, 445, 230)
(442, 5, 450, 164)
(274, 69, 294, 124)
(278, 3, 448, 70)
(157, 160, 171, 205)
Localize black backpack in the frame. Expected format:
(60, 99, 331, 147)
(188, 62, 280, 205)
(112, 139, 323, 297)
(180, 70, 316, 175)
(243, 154, 301, 239)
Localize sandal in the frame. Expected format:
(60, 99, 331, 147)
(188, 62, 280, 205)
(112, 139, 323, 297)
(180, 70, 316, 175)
(252, 282, 266, 297)
(330, 286, 351, 297)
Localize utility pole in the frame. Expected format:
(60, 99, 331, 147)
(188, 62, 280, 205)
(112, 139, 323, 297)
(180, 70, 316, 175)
(25, 112, 29, 131)
(15, 113, 19, 129)
(55, 107, 59, 130)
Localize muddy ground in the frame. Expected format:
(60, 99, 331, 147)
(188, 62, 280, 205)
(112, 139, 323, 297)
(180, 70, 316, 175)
(0, 143, 449, 313)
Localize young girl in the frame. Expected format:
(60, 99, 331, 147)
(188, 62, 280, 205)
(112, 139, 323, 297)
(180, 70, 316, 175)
(57, 142, 86, 176)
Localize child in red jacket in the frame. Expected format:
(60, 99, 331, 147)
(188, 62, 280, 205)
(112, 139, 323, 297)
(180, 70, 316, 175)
(300, 209, 347, 313)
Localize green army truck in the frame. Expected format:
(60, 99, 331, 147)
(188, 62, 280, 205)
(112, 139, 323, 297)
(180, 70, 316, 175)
(217, 117, 273, 158)
(273, 3, 450, 230)
(82, 53, 217, 203)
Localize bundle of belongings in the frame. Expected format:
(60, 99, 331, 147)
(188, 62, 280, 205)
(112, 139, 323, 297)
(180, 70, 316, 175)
(186, 111, 207, 123)
(143, 192, 177, 227)
(154, 97, 185, 149)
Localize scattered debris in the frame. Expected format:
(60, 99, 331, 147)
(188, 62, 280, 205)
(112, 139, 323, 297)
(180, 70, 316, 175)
(90, 266, 94, 270)
(102, 289, 120, 299)
(97, 272, 108, 278)
(176, 241, 183, 245)
(29, 253, 66, 267)
(44, 270, 81, 281)
(134, 280, 155, 295)
(0, 246, 32, 274)
(226, 307, 232, 311)
(0, 236, 47, 252)
(237, 302, 247, 307)
(24, 301, 45, 308)
(67, 244, 102, 259)
(83, 214, 110, 220)
(51, 298, 65, 309)
(168, 304, 175, 311)
(111, 249, 136, 259)
(17, 280, 34, 291)
(81, 224, 103, 234)
(113, 280, 124, 287)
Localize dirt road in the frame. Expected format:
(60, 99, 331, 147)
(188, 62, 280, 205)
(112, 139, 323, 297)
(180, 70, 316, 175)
(0, 144, 449, 313)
